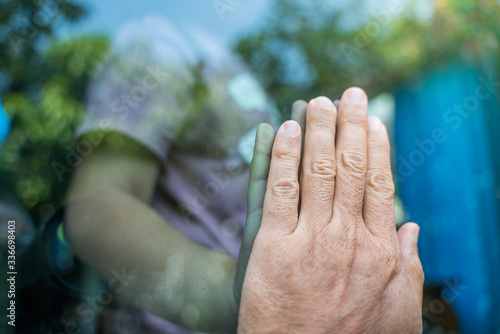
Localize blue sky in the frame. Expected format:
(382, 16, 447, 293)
(58, 0, 424, 48)
(60, 0, 271, 47)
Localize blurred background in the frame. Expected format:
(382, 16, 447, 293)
(0, 0, 499, 333)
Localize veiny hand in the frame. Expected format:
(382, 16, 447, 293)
(238, 88, 424, 334)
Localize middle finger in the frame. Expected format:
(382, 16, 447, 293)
(333, 87, 369, 226)
(298, 97, 337, 231)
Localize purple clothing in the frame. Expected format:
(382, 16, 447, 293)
(77, 16, 280, 333)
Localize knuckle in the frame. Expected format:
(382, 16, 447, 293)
(314, 121, 336, 132)
(274, 149, 300, 165)
(308, 158, 336, 180)
(269, 178, 300, 200)
(368, 172, 395, 199)
(341, 151, 367, 176)
(339, 111, 367, 127)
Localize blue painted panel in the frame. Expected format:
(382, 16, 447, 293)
(395, 63, 500, 333)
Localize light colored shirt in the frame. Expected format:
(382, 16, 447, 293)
(77, 16, 280, 333)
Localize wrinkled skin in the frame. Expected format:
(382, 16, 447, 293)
(238, 88, 424, 334)
(232, 99, 309, 317)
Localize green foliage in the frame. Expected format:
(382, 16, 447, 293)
(0, 0, 110, 223)
(234, 0, 500, 114)
(0, 0, 88, 96)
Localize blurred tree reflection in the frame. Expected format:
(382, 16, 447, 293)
(0, 0, 109, 223)
(234, 0, 500, 110)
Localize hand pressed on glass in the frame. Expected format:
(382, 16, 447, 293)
(238, 88, 424, 334)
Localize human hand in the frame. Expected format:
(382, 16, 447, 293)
(238, 88, 424, 333)
(225, 101, 308, 332)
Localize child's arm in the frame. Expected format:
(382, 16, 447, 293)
(64, 127, 275, 333)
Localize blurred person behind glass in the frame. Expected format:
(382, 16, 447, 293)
(64, 16, 282, 333)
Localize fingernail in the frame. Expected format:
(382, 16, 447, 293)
(257, 123, 273, 141)
(368, 116, 383, 131)
(346, 87, 367, 103)
(284, 121, 300, 136)
(314, 96, 332, 111)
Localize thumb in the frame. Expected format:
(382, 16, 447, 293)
(398, 222, 425, 308)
